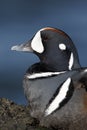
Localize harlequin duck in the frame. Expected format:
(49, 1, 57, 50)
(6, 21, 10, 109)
(11, 27, 87, 129)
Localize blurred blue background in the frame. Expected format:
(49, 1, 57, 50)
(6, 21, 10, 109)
(0, 0, 87, 104)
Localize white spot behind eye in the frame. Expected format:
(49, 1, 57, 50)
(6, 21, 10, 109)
(59, 43, 66, 50)
(45, 77, 71, 116)
(31, 30, 44, 53)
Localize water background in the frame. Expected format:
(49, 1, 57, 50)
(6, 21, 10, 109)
(0, 0, 87, 104)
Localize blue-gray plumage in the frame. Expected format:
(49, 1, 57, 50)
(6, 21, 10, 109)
(11, 27, 87, 128)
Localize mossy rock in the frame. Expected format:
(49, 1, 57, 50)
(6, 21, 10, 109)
(0, 98, 52, 130)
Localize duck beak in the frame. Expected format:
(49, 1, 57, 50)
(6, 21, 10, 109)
(11, 40, 33, 52)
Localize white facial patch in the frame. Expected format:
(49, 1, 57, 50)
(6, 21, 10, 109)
(45, 77, 71, 116)
(26, 71, 66, 79)
(59, 43, 66, 50)
(69, 52, 74, 70)
(31, 29, 44, 53)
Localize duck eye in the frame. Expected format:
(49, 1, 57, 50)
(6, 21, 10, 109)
(44, 36, 48, 41)
(59, 43, 66, 50)
(42, 35, 49, 42)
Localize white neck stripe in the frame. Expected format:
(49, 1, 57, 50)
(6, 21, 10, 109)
(84, 69, 87, 73)
(27, 71, 66, 79)
(45, 77, 71, 116)
(69, 52, 74, 70)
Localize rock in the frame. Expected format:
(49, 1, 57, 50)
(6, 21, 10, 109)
(0, 98, 87, 130)
(0, 98, 51, 130)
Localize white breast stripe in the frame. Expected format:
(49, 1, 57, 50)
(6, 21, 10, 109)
(69, 52, 74, 70)
(31, 30, 44, 53)
(45, 77, 71, 116)
(27, 71, 66, 79)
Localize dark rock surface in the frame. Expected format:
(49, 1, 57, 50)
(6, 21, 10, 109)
(0, 98, 87, 130)
(0, 98, 52, 130)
